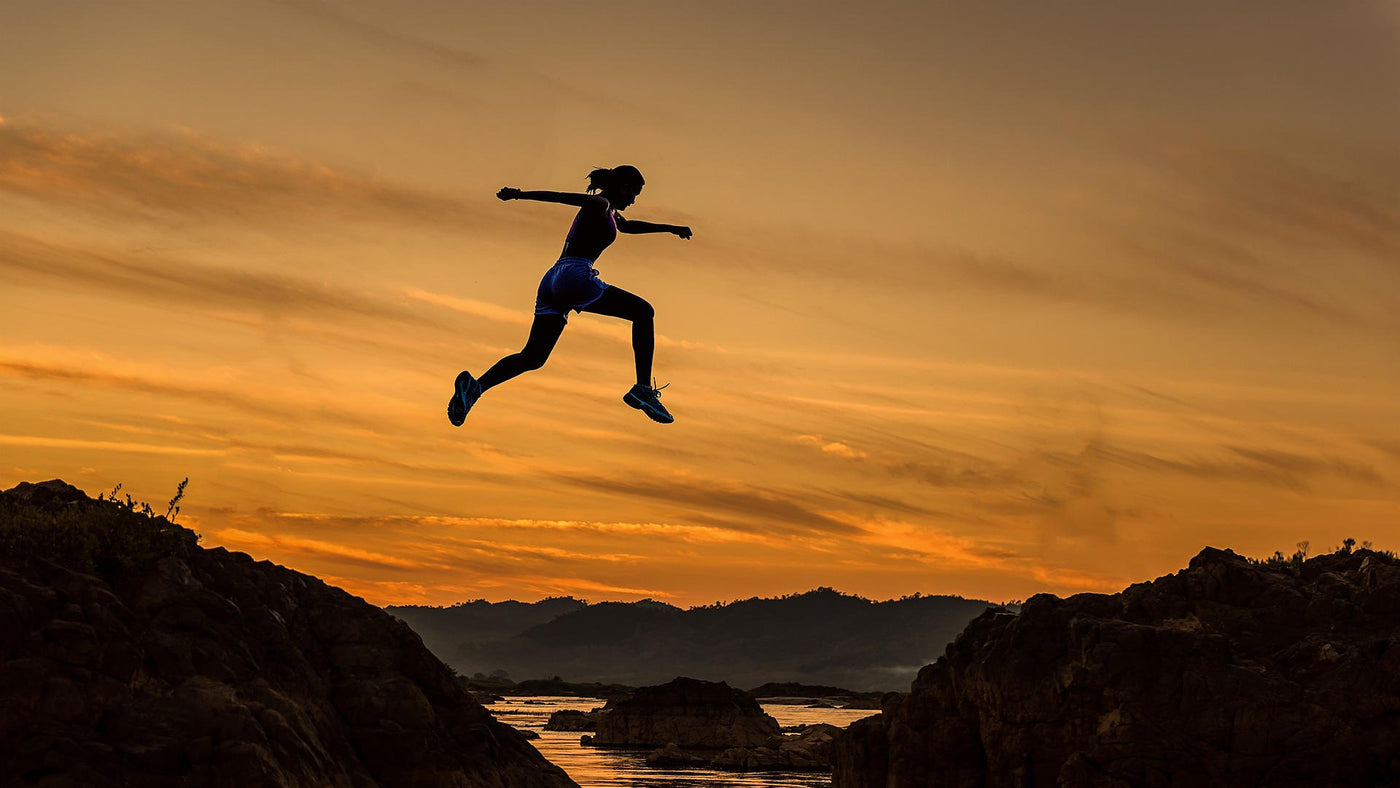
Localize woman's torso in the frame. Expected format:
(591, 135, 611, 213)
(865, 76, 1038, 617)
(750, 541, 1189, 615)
(559, 206, 617, 262)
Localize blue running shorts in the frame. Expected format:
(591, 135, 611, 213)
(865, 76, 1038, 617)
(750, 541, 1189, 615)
(534, 257, 609, 321)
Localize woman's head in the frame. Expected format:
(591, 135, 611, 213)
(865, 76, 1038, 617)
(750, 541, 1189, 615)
(586, 165, 645, 209)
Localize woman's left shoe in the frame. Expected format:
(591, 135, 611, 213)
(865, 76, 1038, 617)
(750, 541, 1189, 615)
(624, 381, 674, 424)
(448, 371, 483, 426)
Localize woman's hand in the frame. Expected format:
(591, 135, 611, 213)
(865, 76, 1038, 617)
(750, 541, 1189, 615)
(673, 225, 693, 240)
(497, 187, 521, 201)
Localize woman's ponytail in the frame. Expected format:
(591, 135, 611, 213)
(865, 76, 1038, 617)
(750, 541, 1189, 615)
(585, 167, 613, 193)
(585, 165, 644, 194)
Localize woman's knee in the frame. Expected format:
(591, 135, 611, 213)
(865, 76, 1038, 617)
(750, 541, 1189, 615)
(633, 299, 655, 323)
(520, 350, 550, 371)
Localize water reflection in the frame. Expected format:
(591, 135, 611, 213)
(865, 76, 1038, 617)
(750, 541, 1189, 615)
(491, 696, 874, 788)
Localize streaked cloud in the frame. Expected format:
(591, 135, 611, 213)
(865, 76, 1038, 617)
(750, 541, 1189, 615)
(265, 0, 652, 116)
(795, 434, 868, 459)
(0, 230, 441, 327)
(1030, 566, 1127, 594)
(548, 470, 867, 537)
(0, 353, 377, 429)
(0, 120, 497, 230)
(0, 433, 222, 458)
(267, 0, 488, 71)
(1104, 137, 1400, 327)
(412, 514, 779, 547)
(215, 527, 437, 571)
(1224, 446, 1385, 487)
(1085, 442, 1385, 493)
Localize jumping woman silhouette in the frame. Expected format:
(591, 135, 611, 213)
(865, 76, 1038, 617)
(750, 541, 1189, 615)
(448, 165, 691, 427)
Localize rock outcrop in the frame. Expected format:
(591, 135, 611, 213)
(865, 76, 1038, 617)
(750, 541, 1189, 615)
(833, 546, 1400, 787)
(0, 480, 576, 787)
(711, 723, 842, 771)
(644, 723, 841, 772)
(748, 681, 887, 710)
(590, 676, 781, 749)
(582, 676, 838, 772)
(542, 709, 604, 732)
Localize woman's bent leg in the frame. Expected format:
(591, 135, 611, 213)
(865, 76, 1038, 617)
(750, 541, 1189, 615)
(478, 313, 567, 391)
(580, 286, 654, 386)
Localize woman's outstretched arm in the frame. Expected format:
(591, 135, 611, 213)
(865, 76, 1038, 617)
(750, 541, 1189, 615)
(497, 187, 607, 209)
(616, 215, 693, 239)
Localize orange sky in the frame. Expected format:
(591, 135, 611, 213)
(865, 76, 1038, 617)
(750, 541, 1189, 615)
(3, 1, 1398, 607)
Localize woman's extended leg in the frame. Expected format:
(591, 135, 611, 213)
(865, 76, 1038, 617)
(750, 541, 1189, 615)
(581, 286, 673, 424)
(581, 286, 654, 386)
(478, 313, 567, 391)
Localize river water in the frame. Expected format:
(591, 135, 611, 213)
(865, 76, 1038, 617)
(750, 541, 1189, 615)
(488, 696, 874, 788)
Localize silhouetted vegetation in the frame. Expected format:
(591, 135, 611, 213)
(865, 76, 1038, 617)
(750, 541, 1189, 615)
(1252, 538, 1395, 569)
(0, 480, 197, 577)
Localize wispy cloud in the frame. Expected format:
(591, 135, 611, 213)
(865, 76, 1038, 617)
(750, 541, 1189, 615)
(1030, 565, 1128, 594)
(697, 219, 1214, 323)
(838, 518, 1025, 572)
(0, 119, 499, 230)
(1, 230, 441, 327)
(1081, 441, 1387, 493)
(1104, 136, 1400, 327)
(0, 433, 222, 458)
(0, 354, 377, 430)
(548, 470, 867, 537)
(215, 527, 438, 571)
(1225, 446, 1385, 487)
(265, 0, 661, 119)
(1141, 140, 1400, 260)
(412, 514, 778, 547)
(693, 134, 1400, 332)
(816, 490, 952, 519)
(1368, 440, 1400, 462)
(795, 433, 867, 459)
(267, 0, 488, 70)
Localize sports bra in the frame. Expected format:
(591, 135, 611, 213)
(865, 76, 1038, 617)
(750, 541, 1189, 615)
(560, 206, 618, 262)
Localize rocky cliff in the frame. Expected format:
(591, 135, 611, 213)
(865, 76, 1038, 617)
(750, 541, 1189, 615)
(0, 480, 576, 788)
(833, 546, 1400, 788)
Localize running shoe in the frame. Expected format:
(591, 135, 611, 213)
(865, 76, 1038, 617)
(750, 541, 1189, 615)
(624, 380, 674, 424)
(448, 371, 483, 426)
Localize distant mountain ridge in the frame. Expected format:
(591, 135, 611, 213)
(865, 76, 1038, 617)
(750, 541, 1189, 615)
(385, 597, 589, 662)
(389, 588, 1000, 691)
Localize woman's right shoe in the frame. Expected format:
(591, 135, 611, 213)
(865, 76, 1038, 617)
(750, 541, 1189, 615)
(448, 371, 483, 426)
(624, 381, 673, 424)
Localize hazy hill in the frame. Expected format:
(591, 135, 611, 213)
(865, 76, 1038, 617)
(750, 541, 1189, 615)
(386, 597, 587, 666)
(0, 480, 574, 788)
(392, 588, 999, 691)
